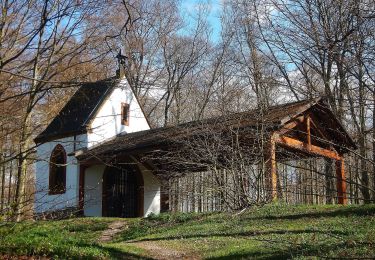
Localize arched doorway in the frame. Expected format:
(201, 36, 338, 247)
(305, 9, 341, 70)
(102, 163, 143, 217)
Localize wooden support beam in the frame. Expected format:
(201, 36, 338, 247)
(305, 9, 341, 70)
(279, 115, 305, 135)
(271, 136, 277, 200)
(275, 135, 341, 161)
(275, 133, 347, 205)
(306, 115, 311, 149)
(307, 112, 333, 144)
(280, 113, 332, 149)
(265, 134, 278, 201)
(336, 158, 347, 205)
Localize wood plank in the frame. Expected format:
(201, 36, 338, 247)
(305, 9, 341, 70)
(280, 113, 333, 150)
(336, 159, 348, 205)
(306, 115, 311, 149)
(270, 136, 277, 200)
(275, 135, 341, 160)
(265, 134, 278, 201)
(278, 115, 305, 135)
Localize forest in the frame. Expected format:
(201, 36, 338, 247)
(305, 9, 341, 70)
(0, 0, 375, 221)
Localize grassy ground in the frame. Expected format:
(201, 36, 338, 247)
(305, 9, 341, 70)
(0, 204, 374, 259)
(0, 217, 145, 259)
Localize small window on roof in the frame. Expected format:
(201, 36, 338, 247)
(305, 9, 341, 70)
(121, 103, 130, 126)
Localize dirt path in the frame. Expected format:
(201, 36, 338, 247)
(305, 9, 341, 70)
(98, 221, 128, 243)
(130, 241, 201, 260)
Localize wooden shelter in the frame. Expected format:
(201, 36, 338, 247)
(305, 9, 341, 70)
(76, 98, 356, 212)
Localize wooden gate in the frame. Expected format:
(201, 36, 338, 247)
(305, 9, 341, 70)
(102, 164, 143, 217)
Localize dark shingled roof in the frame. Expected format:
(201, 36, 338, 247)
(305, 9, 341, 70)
(76, 97, 356, 161)
(35, 78, 117, 143)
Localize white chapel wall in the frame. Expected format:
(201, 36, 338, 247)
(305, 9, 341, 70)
(138, 164, 161, 216)
(87, 78, 150, 147)
(35, 134, 87, 213)
(83, 164, 105, 217)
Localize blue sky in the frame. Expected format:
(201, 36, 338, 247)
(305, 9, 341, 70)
(180, 0, 222, 42)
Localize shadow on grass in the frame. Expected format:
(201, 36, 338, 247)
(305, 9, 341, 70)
(123, 229, 359, 260)
(125, 228, 349, 243)
(205, 241, 353, 260)
(66, 242, 154, 260)
(0, 230, 152, 260)
(122, 228, 365, 259)
(250, 205, 375, 221)
(98, 245, 153, 260)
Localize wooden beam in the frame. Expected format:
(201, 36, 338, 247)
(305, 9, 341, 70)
(306, 115, 311, 149)
(307, 112, 334, 146)
(279, 115, 305, 135)
(336, 158, 347, 205)
(280, 112, 332, 149)
(265, 134, 278, 201)
(275, 135, 341, 161)
(275, 133, 347, 205)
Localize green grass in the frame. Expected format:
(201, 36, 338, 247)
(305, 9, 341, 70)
(0, 217, 146, 259)
(0, 204, 374, 259)
(119, 204, 375, 259)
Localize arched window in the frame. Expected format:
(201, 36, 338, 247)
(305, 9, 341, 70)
(49, 144, 66, 194)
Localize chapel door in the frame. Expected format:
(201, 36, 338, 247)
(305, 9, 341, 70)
(102, 164, 140, 217)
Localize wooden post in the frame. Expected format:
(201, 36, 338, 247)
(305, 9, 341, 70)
(306, 116, 311, 149)
(336, 158, 347, 205)
(266, 135, 277, 201)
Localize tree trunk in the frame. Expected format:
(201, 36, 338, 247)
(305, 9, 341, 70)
(0, 154, 5, 212)
(7, 159, 12, 205)
(14, 111, 33, 221)
(372, 91, 375, 201)
(359, 76, 370, 203)
(359, 140, 370, 203)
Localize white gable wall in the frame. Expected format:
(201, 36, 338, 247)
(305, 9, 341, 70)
(87, 78, 150, 147)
